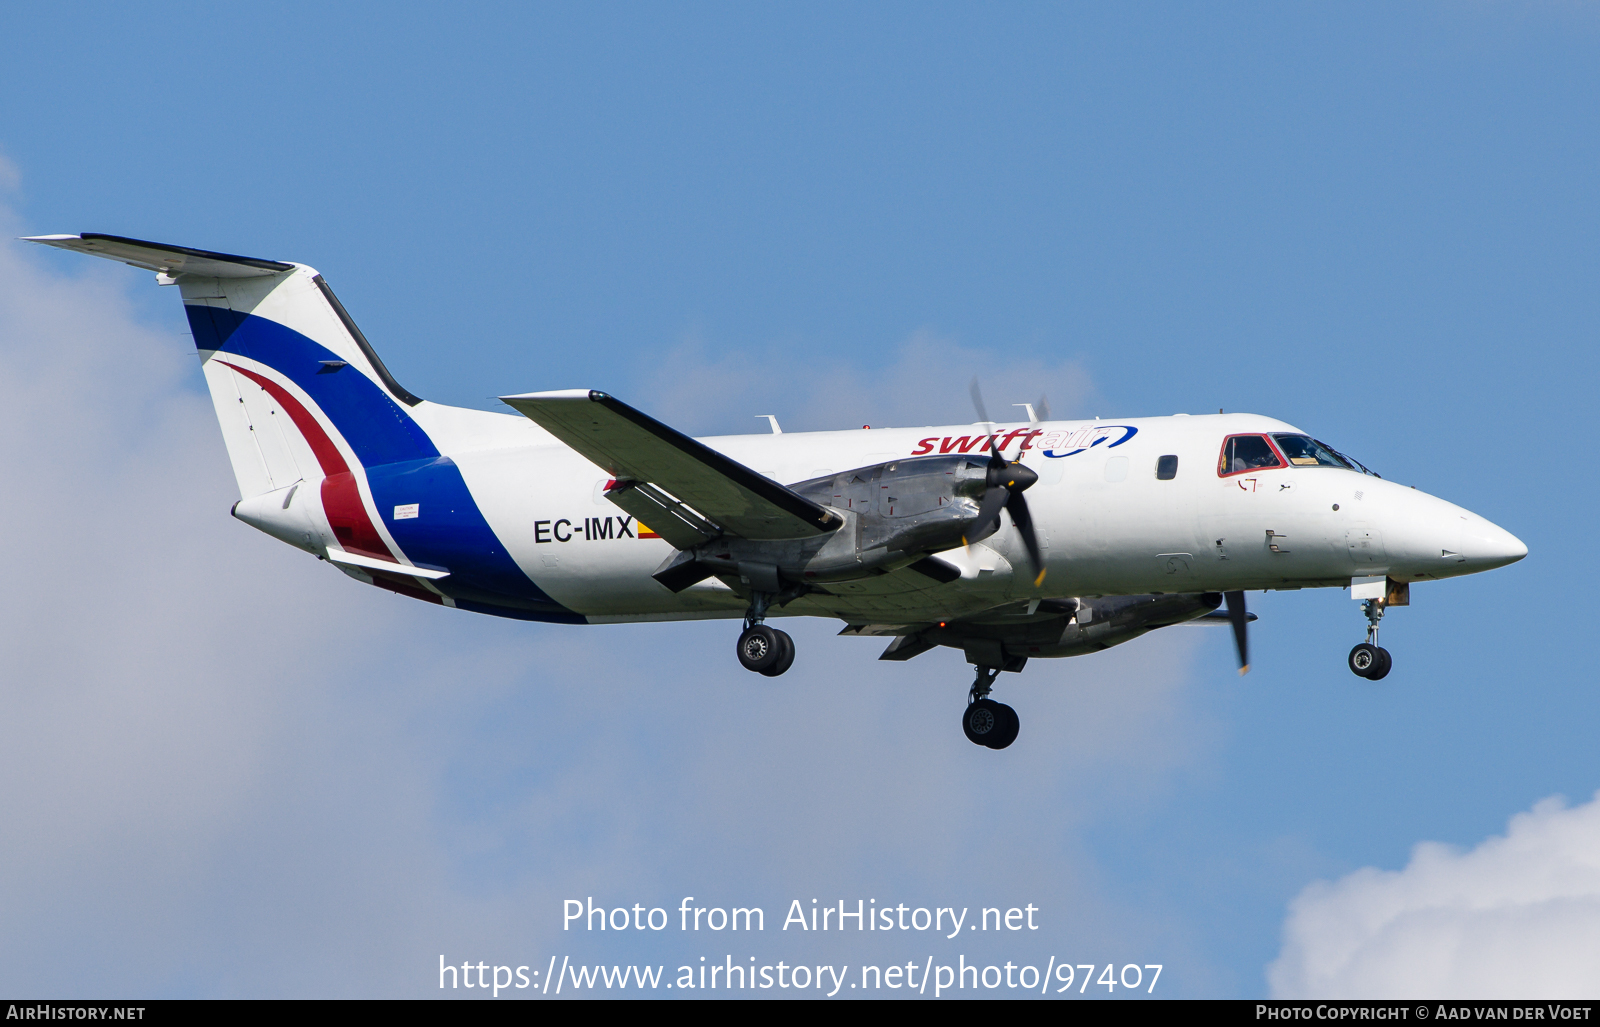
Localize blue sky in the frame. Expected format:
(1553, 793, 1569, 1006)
(1, 2, 1597, 998)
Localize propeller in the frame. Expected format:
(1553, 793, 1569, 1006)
(1224, 590, 1250, 675)
(968, 379, 1046, 586)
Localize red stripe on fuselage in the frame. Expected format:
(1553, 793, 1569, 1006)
(366, 570, 444, 605)
(219, 360, 396, 563)
(319, 472, 393, 560)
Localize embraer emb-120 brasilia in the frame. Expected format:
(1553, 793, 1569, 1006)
(30, 234, 1528, 750)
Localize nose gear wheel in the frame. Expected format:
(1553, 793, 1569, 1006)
(1348, 598, 1394, 679)
(1348, 642, 1392, 680)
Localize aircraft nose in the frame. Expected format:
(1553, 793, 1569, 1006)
(1385, 487, 1525, 578)
(1462, 517, 1528, 571)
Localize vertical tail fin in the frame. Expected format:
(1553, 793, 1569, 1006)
(25, 233, 584, 623)
(180, 262, 439, 502)
(25, 234, 436, 501)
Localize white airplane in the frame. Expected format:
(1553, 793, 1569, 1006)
(28, 234, 1528, 749)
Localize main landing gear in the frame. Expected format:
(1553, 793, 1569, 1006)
(962, 665, 1019, 750)
(1348, 598, 1393, 680)
(736, 590, 795, 677)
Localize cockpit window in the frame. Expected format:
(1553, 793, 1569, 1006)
(1218, 434, 1285, 476)
(1318, 441, 1381, 478)
(1271, 434, 1349, 468)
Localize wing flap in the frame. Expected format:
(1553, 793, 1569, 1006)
(501, 390, 840, 541)
(603, 479, 718, 551)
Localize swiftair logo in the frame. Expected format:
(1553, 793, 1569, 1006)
(910, 425, 1138, 458)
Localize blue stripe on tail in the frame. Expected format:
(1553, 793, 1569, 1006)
(187, 306, 436, 466)
(187, 305, 583, 623)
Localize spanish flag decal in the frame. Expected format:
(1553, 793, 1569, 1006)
(603, 478, 661, 539)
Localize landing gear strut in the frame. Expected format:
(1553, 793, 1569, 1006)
(1348, 598, 1392, 680)
(736, 590, 795, 677)
(962, 665, 1019, 749)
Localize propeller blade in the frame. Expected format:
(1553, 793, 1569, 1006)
(968, 377, 991, 425)
(1224, 590, 1250, 675)
(968, 484, 1009, 544)
(969, 378, 1004, 462)
(969, 375, 1045, 583)
(1006, 490, 1046, 586)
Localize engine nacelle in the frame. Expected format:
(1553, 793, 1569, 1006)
(655, 454, 1001, 591)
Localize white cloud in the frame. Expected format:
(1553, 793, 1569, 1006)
(637, 326, 1099, 436)
(1269, 792, 1600, 999)
(0, 207, 1215, 996)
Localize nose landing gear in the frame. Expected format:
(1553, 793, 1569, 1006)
(1348, 598, 1393, 680)
(962, 665, 1019, 749)
(736, 590, 795, 676)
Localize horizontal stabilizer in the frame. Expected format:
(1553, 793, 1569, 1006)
(501, 390, 841, 541)
(23, 233, 293, 278)
(326, 548, 450, 580)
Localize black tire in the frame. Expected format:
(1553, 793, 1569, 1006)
(737, 625, 781, 672)
(985, 703, 1020, 750)
(962, 699, 1006, 746)
(1367, 647, 1392, 681)
(1348, 643, 1380, 678)
(759, 630, 795, 677)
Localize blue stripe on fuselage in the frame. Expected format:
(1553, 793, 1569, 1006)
(369, 457, 585, 619)
(452, 599, 588, 624)
(186, 305, 580, 621)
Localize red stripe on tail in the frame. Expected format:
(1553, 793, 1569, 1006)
(219, 360, 396, 563)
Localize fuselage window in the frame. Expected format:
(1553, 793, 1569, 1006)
(1156, 454, 1178, 480)
(1218, 434, 1285, 476)
(1271, 434, 1349, 468)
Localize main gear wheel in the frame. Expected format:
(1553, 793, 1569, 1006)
(962, 698, 1019, 749)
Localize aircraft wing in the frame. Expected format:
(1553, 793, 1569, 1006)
(501, 390, 842, 542)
